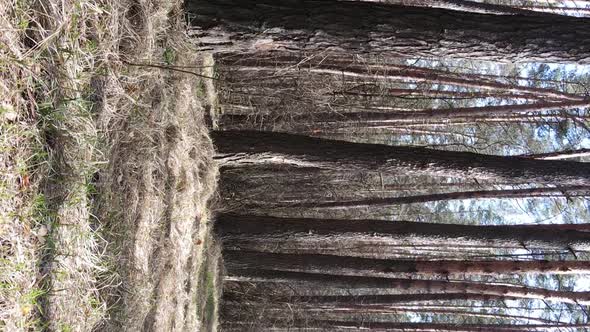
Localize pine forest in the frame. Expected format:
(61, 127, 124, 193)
(188, 0, 590, 330)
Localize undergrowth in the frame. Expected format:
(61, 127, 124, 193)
(1, 0, 220, 330)
(1, 0, 120, 329)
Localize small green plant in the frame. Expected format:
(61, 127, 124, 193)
(197, 79, 207, 98)
(163, 47, 176, 65)
(59, 323, 73, 332)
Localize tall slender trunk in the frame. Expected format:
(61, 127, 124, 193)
(361, 0, 547, 16)
(222, 290, 515, 305)
(222, 304, 558, 328)
(187, 0, 590, 63)
(213, 130, 590, 186)
(215, 214, 590, 250)
(516, 5, 590, 16)
(303, 307, 557, 325)
(283, 100, 590, 123)
(352, 115, 574, 128)
(218, 100, 590, 129)
(224, 251, 590, 276)
(513, 224, 590, 232)
(227, 269, 590, 304)
(522, 148, 590, 160)
(219, 55, 585, 102)
(283, 186, 590, 208)
(299, 320, 590, 331)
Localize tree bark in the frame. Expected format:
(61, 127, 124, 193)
(227, 269, 590, 305)
(218, 100, 590, 129)
(286, 186, 590, 208)
(222, 291, 515, 305)
(187, 0, 590, 63)
(219, 55, 585, 102)
(513, 224, 590, 232)
(360, 0, 547, 16)
(215, 214, 590, 250)
(522, 148, 590, 160)
(299, 320, 590, 331)
(357, 0, 548, 16)
(212, 130, 590, 186)
(365, 88, 544, 100)
(224, 251, 590, 276)
(222, 304, 558, 328)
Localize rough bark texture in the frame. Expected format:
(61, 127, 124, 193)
(287, 186, 590, 208)
(379, 0, 547, 15)
(187, 0, 590, 63)
(223, 292, 516, 305)
(226, 269, 590, 304)
(286, 100, 590, 123)
(215, 214, 590, 250)
(224, 251, 590, 276)
(290, 320, 590, 331)
(218, 54, 585, 102)
(523, 148, 590, 160)
(212, 130, 590, 186)
(222, 302, 556, 326)
(218, 100, 590, 129)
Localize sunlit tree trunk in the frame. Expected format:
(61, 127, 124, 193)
(213, 130, 590, 186)
(360, 0, 545, 15)
(522, 148, 590, 160)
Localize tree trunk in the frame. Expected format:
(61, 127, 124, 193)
(222, 290, 515, 305)
(187, 0, 590, 63)
(286, 186, 590, 208)
(366, 88, 544, 101)
(515, 5, 590, 16)
(212, 130, 590, 186)
(215, 214, 590, 250)
(301, 320, 590, 331)
(222, 304, 558, 328)
(227, 269, 590, 305)
(513, 224, 590, 232)
(218, 100, 590, 129)
(365, 0, 546, 16)
(304, 307, 557, 325)
(522, 148, 590, 160)
(219, 55, 585, 102)
(224, 251, 590, 276)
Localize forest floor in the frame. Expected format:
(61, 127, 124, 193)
(1, 0, 222, 330)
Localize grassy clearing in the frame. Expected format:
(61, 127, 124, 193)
(1, 0, 220, 330)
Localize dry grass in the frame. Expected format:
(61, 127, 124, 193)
(194, 225, 223, 332)
(1, 0, 220, 330)
(98, 45, 219, 330)
(1, 0, 108, 329)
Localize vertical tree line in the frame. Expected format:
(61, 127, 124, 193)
(187, 0, 590, 330)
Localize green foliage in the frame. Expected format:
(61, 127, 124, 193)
(163, 47, 176, 65)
